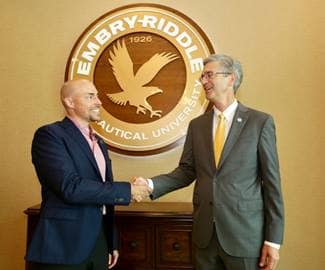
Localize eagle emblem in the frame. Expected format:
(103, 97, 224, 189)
(107, 39, 178, 118)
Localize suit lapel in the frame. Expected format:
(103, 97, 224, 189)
(218, 103, 249, 168)
(203, 110, 217, 171)
(60, 118, 101, 179)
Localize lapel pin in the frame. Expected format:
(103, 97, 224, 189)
(237, 117, 242, 122)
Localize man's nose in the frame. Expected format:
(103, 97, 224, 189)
(200, 76, 208, 84)
(95, 96, 102, 105)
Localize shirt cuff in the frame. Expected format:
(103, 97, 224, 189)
(147, 179, 154, 191)
(264, 241, 281, 249)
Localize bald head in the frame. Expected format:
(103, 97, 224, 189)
(60, 79, 102, 126)
(60, 79, 95, 106)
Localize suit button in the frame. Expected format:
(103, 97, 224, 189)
(209, 201, 213, 206)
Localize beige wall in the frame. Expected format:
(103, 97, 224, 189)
(1, 0, 324, 269)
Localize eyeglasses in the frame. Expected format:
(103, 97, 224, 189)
(199, 71, 232, 82)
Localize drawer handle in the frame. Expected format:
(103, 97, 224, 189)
(172, 242, 181, 251)
(129, 241, 138, 249)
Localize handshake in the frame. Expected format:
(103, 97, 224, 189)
(130, 176, 152, 202)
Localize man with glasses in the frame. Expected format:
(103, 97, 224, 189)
(134, 54, 284, 270)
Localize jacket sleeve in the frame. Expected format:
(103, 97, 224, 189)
(258, 116, 285, 244)
(151, 121, 197, 199)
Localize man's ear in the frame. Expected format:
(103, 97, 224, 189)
(228, 73, 235, 88)
(63, 97, 74, 109)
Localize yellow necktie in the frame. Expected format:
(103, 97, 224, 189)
(214, 114, 226, 166)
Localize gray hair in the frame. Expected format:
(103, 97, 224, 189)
(203, 54, 243, 93)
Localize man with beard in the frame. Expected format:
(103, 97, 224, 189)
(26, 79, 150, 270)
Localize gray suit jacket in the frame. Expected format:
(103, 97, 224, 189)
(151, 103, 284, 257)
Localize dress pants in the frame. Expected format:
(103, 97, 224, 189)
(35, 222, 108, 270)
(194, 227, 260, 270)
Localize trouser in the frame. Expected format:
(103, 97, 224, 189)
(194, 227, 260, 270)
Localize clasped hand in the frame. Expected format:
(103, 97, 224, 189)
(130, 176, 152, 202)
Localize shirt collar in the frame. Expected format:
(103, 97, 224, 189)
(67, 116, 91, 137)
(213, 99, 238, 121)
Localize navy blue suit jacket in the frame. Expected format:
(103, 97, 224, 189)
(26, 117, 131, 264)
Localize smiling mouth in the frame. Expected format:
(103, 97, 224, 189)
(204, 87, 213, 94)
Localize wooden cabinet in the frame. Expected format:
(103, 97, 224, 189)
(24, 202, 194, 270)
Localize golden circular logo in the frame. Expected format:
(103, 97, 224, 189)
(65, 4, 214, 155)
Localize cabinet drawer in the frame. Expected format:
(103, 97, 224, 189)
(117, 223, 154, 269)
(156, 224, 193, 269)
